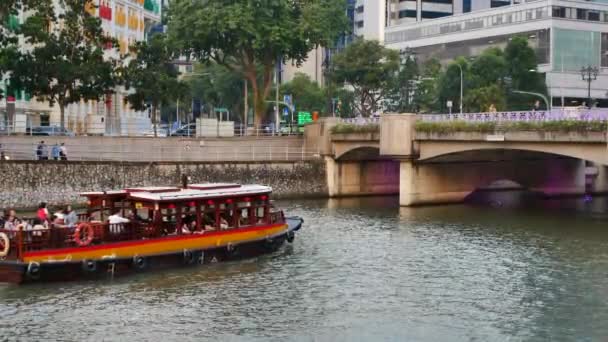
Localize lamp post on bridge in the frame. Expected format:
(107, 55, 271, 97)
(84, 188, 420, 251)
(581, 66, 598, 109)
(455, 63, 463, 115)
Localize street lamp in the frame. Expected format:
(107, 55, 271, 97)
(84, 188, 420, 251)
(455, 63, 463, 115)
(581, 66, 598, 109)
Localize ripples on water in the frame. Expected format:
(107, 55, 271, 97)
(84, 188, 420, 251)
(1, 195, 608, 341)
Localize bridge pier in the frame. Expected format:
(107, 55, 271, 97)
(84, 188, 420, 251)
(325, 157, 399, 197)
(399, 158, 587, 206)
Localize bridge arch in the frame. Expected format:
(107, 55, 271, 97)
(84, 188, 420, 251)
(400, 148, 590, 206)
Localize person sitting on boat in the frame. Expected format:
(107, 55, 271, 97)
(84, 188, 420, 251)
(3, 209, 20, 230)
(37, 202, 49, 223)
(52, 212, 65, 226)
(203, 214, 215, 231)
(63, 205, 78, 228)
(108, 210, 130, 234)
(220, 215, 230, 229)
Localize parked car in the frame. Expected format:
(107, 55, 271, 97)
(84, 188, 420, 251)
(26, 126, 75, 136)
(169, 124, 196, 137)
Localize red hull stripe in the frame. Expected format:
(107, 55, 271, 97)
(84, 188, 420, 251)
(24, 223, 285, 258)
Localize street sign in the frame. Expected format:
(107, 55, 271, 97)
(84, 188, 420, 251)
(297, 111, 312, 125)
(446, 100, 453, 108)
(283, 107, 289, 117)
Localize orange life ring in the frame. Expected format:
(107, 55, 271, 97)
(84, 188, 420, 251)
(0, 232, 9, 257)
(73, 223, 94, 247)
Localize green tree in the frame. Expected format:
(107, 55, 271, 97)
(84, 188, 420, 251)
(123, 34, 187, 136)
(387, 55, 419, 112)
(413, 58, 441, 113)
(11, 0, 118, 130)
(331, 39, 400, 116)
(168, 0, 349, 127)
(504, 36, 547, 110)
(187, 63, 245, 123)
(280, 73, 325, 115)
(437, 57, 469, 113)
(464, 84, 506, 112)
(468, 47, 507, 89)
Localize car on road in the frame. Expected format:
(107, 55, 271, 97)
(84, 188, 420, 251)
(26, 126, 75, 136)
(169, 124, 196, 137)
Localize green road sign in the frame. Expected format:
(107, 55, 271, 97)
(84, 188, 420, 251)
(297, 111, 312, 125)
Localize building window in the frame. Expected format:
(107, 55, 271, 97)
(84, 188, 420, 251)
(356, 20, 364, 28)
(356, 5, 364, 13)
(601, 33, 608, 67)
(421, 11, 451, 19)
(423, 0, 453, 4)
(577, 9, 587, 20)
(553, 28, 600, 71)
(588, 11, 600, 21)
(552, 6, 565, 18)
(398, 10, 417, 18)
(463, 0, 471, 12)
(490, 0, 510, 8)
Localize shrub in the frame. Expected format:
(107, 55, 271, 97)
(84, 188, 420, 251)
(330, 123, 380, 134)
(415, 120, 608, 134)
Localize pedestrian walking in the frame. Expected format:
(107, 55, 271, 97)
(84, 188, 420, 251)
(40, 141, 48, 160)
(60, 143, 67, 161)
(51, 143, 61, 161)
(35, 141, 43, 160)
(0, 144, 7, 161)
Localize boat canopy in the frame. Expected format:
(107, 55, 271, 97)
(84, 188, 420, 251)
(79, 184, 272, 204)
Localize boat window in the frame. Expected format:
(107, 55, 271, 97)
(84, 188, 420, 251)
(237, 201, 253, 227)
(218, 203, 235, 229)
(255, 207, 266, 224)
(200, 204, 217, 231)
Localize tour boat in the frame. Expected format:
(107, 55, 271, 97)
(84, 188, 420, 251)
(0, 183, 303, 284)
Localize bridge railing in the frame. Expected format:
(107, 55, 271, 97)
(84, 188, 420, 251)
(418, 109, 608, 122)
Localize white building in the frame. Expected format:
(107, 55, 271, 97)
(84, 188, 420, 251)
(385, 0, 608, 107)
(1, 0, 162, 135)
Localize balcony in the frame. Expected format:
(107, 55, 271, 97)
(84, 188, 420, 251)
(99, 4, 112, 21)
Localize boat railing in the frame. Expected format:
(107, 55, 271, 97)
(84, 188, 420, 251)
(7, 222, 151, 258)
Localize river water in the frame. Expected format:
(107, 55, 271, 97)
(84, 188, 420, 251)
(1, 194, 608, 341)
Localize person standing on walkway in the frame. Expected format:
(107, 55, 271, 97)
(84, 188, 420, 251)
(60, 143, 67, 161)
(37, 141, 48, 160)
(51, 143, 60, 161)
(35, 141, 43, 160)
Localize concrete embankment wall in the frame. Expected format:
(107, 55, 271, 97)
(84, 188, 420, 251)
(0, 160, 328, 209)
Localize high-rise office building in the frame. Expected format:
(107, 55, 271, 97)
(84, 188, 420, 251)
(385, 0, 608, 107)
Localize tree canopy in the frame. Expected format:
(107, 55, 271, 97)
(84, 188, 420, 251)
(330, 39, 400, 117)
(10, 0, 119, 129)
(280, 73, 325, 115)
(123, 34, 187, 136)
(168, 0, 349, 126)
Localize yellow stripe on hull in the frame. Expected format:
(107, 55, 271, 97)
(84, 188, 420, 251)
(24, 225, 287, 263)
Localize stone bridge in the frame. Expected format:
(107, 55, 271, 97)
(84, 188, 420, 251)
(304, 113, 608, 206)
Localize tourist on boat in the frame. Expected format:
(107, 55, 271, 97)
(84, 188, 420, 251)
(220, 215, 230, 229)
(63, 206, 77, 228)
(3, 209, 20, 230)
(37, 202, 49, 223)
(52, 213, 64, 225)
(108, 210, 129, 233)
